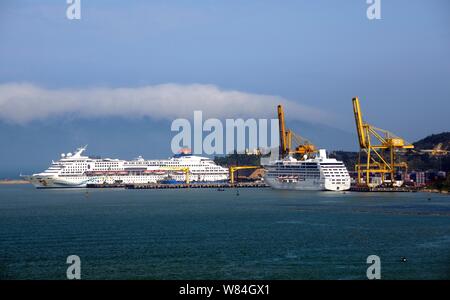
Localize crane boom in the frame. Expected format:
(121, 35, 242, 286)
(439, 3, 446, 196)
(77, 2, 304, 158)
(277, 105, 287, 158)
(229, 166, 259, 184)
(352, 97, 367, 149)
(159, 167, 190, 184)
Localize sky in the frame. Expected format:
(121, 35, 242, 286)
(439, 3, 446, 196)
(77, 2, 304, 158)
(0, 0, 449, 176)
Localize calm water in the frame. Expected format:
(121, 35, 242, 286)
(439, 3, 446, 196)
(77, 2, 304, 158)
(0, 185, 449, 280)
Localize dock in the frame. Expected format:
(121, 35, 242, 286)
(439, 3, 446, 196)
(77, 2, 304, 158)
(350, 186, 419, 192)
(86, 183, 127, 188)
(127, 182, 269, 189)
(87, 183, 421, 192)
(86, 182, 269, 189)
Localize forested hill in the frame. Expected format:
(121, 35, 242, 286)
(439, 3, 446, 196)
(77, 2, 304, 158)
(413, 132, 450, 151)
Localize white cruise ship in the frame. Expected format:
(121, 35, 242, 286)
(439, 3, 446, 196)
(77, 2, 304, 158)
(263, 149, 351, 191)
(23, 146, 229, 188)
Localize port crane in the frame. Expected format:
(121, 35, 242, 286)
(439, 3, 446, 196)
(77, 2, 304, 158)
(277, 104, 317, 159)
(160, 167, 191, 184)
(229, 166, 259, 184)
(352, 97, 414, 187)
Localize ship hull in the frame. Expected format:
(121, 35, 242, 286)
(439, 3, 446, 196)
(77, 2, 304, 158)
(264, 176, 350, 191)
(23, 174, 229, 189)
(22, 175, 89, 188)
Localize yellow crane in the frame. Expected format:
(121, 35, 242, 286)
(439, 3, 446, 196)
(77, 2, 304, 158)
(352, 97, 414, 187)
(229, 166, 259, 184)
(159, 167, 190, 184)
(277, 104, 316, 159)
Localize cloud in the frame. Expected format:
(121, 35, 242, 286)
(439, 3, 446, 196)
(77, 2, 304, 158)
(0, 82, 333, 125)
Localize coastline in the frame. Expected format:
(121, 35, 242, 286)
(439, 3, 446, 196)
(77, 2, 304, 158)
(422, 188, 449, 195)
(0, 180, 29, 185)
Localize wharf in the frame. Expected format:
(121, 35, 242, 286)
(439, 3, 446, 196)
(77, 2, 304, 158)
(86, 183, 126, 188)
(126, 182, 269, 189)
(86, 182, 269, 189)
(350, 185, 419, 192)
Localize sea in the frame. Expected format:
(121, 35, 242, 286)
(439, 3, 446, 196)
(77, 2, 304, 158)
(0, 184, 449, 280)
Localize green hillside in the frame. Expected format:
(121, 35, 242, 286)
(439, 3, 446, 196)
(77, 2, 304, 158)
(413, 132, 450, 150)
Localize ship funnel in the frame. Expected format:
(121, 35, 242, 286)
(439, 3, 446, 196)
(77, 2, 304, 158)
(318, 149, 327, 159)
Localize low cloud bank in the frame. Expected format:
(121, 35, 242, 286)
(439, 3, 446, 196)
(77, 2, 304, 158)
(0, 82, 331, 124)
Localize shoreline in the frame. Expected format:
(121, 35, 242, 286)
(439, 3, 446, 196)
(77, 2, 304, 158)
(0, 180, 29, 185)
(422, 189, 449, 194)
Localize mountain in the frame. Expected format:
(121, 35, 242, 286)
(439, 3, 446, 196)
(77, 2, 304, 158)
(406, 132, 450, 172)
(412, 132, 450, 151)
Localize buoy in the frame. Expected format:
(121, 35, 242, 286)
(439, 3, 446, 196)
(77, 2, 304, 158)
(401, 257, 407, 262)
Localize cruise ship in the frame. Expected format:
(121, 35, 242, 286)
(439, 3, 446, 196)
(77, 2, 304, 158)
(263, 149, 351, 191)
(23, 146, 229, 188)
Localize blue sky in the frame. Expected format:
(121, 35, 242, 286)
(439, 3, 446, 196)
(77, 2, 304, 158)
(0, 0, 449, 176)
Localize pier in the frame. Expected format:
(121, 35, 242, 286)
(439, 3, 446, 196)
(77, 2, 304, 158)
(350, 185, 419, 192)
(127, 182, 269, 189)
(86, 182, 269, 189)
(86, 183, 422, 192)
